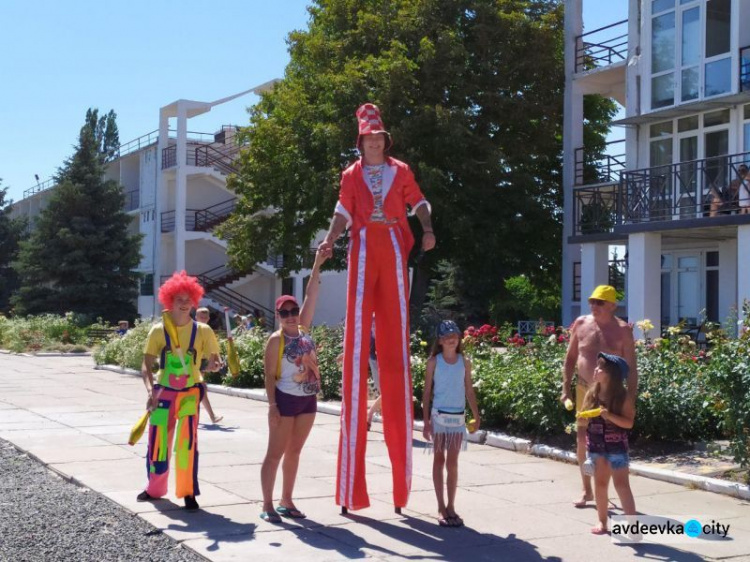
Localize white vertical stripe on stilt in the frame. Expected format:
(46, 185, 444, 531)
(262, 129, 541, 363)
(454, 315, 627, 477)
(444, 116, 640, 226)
(345, 228, 367, 507)
(338, 236, 353, 505)
(389, 228, 412, 502)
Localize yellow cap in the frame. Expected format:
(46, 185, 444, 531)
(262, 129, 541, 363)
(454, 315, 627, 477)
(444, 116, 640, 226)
(589, 285, 617, 303)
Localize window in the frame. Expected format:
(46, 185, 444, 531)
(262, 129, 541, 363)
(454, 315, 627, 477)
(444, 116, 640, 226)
(705, 0, 731, 58)
(140, 274, 154, 296)
(677, 115, 699, 132)
(705, 58, 732, 97)
(650, 0, 733, 109)
(281, 277, 295, 297)
(652, 11, 676, 108)
(705, 251, 719, 323)
(680, 7, 700, 101)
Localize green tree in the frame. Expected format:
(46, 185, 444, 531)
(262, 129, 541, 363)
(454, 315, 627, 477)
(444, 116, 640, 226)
(0, 181, 27, 314)
(222, 0, 616, 321)
(12, 109, 142, 322)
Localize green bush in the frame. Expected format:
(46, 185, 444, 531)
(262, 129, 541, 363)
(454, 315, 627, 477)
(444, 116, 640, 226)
(0, 313, 90, 352)
(703, 303, 750, 467)
(634, 332, 722, 442)
(93, 318, 155, 370)
(88, 311, 749, 464)
(222, 327, 267, 389)
(312, 325, 344, 400)
(471, 336, 568, 435)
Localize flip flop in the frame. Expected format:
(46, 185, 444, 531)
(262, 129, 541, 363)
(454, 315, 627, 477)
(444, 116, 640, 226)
(448, 514, 464, 527)
(590, 526, 609, 535)
(438, 517, 454, 527)
(574, 496, 593, 508)
(260, 511, 282, 523)
(276, 505, 306, 519)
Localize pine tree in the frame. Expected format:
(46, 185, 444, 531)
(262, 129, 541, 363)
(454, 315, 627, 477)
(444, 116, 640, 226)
(0, 181, 27, 314)
(12, 109, 142, 322)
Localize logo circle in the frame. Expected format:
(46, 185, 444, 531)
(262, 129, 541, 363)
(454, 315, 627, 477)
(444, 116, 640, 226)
(685, 519, 702, 538)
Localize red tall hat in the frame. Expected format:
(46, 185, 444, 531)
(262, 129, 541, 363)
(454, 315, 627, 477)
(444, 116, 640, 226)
(356, 103, 392, 150)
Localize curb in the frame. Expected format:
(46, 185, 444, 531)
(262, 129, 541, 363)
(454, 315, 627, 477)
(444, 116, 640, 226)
(94, 364, 750, 502)
(0, 349, 91, 357)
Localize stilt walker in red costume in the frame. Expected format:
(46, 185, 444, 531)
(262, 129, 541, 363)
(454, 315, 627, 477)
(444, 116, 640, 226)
(319, 104, 436, 512)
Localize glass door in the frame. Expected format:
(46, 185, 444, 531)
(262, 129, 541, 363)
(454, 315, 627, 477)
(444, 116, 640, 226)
(676, 254, 700, 327)
(677, 133, 699, 217)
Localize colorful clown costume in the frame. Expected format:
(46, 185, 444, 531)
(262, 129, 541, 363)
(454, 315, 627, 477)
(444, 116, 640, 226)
(334, 156, 431, 511)
(142, 320, 219, 499)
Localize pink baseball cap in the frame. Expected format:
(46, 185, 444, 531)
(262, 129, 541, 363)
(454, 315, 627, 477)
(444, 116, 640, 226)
(275, 295, 299, 310)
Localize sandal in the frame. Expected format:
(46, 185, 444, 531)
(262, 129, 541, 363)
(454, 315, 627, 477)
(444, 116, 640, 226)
(276, 505, 306, 519)
(260, 511, 282, 523)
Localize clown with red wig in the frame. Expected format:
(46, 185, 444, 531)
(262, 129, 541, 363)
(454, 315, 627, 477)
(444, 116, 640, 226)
(136, 271, 220, 511)
(319, 103, 436, 512)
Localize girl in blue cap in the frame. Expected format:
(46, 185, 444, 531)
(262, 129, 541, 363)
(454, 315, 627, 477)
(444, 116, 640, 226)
(580, 352, 636, 535)
(422, 320, 481, 527)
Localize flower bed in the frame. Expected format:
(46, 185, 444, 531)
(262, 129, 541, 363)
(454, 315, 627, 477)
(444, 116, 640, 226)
(0, 313, 101, 353)
(91, 311, 750, 468)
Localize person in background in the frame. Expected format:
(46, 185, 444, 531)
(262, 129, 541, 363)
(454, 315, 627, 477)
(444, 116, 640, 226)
(116, 320, 129, 336)
(195, 307, 224, 424)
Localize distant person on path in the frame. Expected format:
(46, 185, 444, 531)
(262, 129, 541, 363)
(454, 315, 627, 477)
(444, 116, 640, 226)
(318, 102, 435, 513)
(259, 249, 327, 523)
(580, 352, 636, 535)
(561, 285, 637, 508)
(422, 320, 480, 528)
(195, 307, 224, 425)
(137, 272, 220, 511)
(115, 320, 129, 336)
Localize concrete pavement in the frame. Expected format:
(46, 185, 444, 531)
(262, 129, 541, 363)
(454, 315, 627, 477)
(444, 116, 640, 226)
(1, 354, 749, 561)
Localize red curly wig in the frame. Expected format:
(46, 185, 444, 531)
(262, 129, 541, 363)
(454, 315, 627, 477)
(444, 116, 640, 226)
(158, 271, 204, 309)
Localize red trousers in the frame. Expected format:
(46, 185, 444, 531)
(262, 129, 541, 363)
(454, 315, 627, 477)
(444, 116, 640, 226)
(336, 224, 413, 510)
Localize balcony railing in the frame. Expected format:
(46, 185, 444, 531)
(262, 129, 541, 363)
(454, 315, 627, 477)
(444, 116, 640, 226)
(573, 182, 620, 235)
(575, 19, 628, 73)
(23, 178, 57, 199)
(161, 198, 236, 233)
(573, 151, 750, 235)
(195, 197, 236, 231)
(266, 248, 318, 271)
(572, 258, 626, 302)
(741, 45, 750, 92)
(123, 189, 139, 211)
(574, 139, 626, 186)
(161, 209, 199, 232)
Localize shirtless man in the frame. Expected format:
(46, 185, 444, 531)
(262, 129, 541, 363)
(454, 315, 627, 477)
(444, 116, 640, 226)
(561, 285, 638, 508)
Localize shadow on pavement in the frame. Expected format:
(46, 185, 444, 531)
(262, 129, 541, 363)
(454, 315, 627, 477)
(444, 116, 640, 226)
(295, 512, 561, 561)
(157, 503, 256, 552)
(199, 424, 239, 433)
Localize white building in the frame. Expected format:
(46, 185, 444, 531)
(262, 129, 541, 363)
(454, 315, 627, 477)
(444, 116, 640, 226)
(11, 87, 348, 327)
(563, 0, 750, 338)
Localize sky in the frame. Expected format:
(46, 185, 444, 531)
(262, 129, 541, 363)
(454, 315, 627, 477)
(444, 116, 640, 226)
(0, 0, 628, 205)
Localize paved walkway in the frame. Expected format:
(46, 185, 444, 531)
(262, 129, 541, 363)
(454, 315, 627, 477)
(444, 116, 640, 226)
(1, 355, 749, 562)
